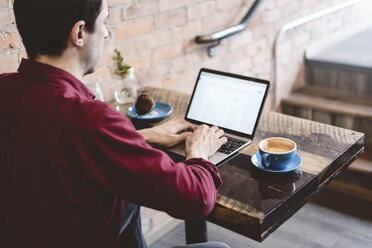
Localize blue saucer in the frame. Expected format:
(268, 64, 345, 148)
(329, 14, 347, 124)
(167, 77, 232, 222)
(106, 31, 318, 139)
(251, 152, 302, 173)
(128, 102, 173, 121)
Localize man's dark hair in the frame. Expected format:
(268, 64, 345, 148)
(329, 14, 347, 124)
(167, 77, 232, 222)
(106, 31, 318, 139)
(14, 0, 102, 60)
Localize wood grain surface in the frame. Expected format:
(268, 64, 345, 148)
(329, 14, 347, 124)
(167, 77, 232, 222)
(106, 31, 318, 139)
(111, 87, 365, 241)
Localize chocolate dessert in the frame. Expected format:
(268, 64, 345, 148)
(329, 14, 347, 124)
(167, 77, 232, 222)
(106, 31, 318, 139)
(135, 94, 155, 115)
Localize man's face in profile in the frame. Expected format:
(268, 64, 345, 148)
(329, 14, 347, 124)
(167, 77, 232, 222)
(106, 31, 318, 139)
(82, 0, 109, 75)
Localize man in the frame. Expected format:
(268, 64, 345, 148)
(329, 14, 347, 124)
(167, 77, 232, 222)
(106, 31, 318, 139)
(0, 0, 230, 247)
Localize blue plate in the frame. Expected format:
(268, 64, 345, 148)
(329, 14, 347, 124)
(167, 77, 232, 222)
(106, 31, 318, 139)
(251, 152, 302, 173)
(128, 102, 173, 121)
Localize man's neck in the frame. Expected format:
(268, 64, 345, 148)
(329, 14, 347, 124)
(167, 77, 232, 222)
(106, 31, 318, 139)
(36, 52, 84, 80)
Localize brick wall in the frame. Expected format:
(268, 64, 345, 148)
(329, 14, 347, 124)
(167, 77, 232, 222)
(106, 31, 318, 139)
(2, 0, 372, 103)
(1, 0, 372, 242)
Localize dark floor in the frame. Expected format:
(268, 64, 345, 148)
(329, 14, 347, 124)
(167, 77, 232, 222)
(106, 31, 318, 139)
(150, 189, 372, 248)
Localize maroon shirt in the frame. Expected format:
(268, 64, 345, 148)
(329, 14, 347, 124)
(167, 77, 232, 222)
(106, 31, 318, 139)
(0, 59, 222, 248)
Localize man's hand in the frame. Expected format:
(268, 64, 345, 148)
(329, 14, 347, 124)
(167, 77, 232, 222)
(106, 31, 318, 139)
(138, 118, 194, 147)
(185, 125, 228, 161)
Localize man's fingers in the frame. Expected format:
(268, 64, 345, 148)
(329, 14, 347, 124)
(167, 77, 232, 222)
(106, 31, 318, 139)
(199, 124, 209, 130)
(220, 136, 228, 145)
(170, 132, 192, 146)
(210, 126, 219, 132)
(176, 123, 192, 132)
(172, 119, 193, 133)
(175, 131, 192, 142)
(216, 128, 224, 137)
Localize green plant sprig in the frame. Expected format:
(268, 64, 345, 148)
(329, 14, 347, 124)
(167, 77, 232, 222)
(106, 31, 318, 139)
(113, 48, 131, 78)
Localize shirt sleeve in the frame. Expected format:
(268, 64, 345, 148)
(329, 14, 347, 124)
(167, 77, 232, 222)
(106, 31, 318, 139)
(63, 106, 222, 220)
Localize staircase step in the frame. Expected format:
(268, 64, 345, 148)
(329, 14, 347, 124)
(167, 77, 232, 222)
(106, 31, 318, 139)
(282, 92, 372, 120)
(349, 157, 372, 174)
(296, 85, 372, 107)
(308, 28, 372, 69)
(306, 28, 372, 96)
(328, 159, 372, 203)
(305, 61, 372, 97)
(342, 159, 372, 188)
(281, 92, 372, 160)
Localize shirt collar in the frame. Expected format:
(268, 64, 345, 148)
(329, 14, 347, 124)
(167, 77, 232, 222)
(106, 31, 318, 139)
(18, 59, 95, 100)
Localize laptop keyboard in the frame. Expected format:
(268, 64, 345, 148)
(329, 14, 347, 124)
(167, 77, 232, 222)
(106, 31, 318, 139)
(217, 136, 247, 155)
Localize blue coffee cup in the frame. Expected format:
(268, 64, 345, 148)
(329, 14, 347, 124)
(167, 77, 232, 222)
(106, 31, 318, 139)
(258, 137, 297, 170)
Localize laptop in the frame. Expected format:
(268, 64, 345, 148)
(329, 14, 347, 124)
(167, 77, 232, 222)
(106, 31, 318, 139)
(168, 68, 270, 165)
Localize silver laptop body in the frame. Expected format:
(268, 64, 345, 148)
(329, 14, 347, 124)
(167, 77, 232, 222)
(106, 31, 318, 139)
(168, 68, 270, 165)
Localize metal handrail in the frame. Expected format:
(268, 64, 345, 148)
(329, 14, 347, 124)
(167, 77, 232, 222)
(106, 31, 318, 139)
(272, 0, 363, 110)
(195, 0, 263, 57)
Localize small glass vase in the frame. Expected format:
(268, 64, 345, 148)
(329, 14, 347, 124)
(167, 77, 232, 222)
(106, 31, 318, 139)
(86, 80, 105, 102)
(114, 67, 138, 105)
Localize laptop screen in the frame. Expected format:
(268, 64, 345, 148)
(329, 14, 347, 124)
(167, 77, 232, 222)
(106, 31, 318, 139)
(185, 69, 270, 138)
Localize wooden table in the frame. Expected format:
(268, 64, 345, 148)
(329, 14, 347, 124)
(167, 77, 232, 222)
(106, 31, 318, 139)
(112, 87, 365, 243)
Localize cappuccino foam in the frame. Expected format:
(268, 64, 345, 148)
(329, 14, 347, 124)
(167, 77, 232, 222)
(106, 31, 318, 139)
(262, 138, 295, 154)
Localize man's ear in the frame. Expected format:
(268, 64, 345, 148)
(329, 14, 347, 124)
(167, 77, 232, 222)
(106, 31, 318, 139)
(70, 21, 86, 47)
